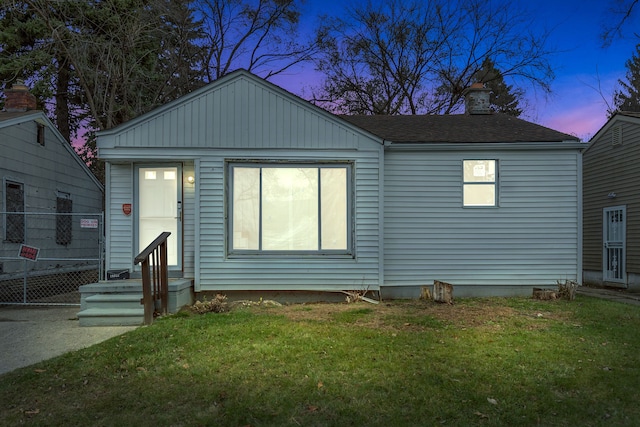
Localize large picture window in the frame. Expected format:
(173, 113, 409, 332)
(463, 160, 497, 207)
(230, 163, 351, 254)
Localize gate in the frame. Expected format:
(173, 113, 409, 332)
(0, 212, 104, 305)
(603, 206, 626, 283)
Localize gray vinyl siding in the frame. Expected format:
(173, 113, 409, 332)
(183, 162, 195, 278)
(0, 115, 103, 274)
(105, 163, 134, 271)
(196, 149, 382, 292)
(583, 119, 640, 274)
(383, 149, 580, 289)
(99, 75, 370, 151)
(0, 120, 102, 212)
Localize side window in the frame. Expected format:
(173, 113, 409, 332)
(37, 123, 45, 146)
(463, 160, 497, 207)
(4, 180, 25, 243)
(56, 193, 73, 245)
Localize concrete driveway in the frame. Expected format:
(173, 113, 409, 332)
(0, 305, 137, 376)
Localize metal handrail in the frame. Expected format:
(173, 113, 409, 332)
(134, 232, 171, 325)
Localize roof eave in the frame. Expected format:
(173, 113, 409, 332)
(384, 140, 586, 151)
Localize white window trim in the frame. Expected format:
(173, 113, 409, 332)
(462, 159, 498, 207)
(227, 161, 354, 257)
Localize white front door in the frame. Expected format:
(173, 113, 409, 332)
(603, 206, 626, 283)
(137, 165, 182, 270)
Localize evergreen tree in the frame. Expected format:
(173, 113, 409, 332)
(613, 44, 640, 113)
(472, 58, 524, 117)
(0, 0, 207, 181)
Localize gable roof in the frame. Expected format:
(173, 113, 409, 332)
(583, 111, 640, 154)
(96, 70, 383, 153)
(341, 113, 579, 143)
(0, 110, 104, 191)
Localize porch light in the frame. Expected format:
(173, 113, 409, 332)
(187, 175, 195, 184)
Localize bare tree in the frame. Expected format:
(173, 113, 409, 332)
(601, 0, 639, 47)
(194, 0, 318, 82)
(313, 0, 554, 115)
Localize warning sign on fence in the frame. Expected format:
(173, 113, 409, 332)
(80, 218, 99, 229)
(18, 244, 40, 261)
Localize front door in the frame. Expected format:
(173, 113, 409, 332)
(137, 165, 182, 270)
(603, 206, 626, 283)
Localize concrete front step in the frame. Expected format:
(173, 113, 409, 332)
(77, 278, 194, 326)
(84, 293, 143, 310)
(77, 308, 144, 327)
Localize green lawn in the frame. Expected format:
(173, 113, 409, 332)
(1, 295, 639, 426)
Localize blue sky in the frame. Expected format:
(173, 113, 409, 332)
(270, 0, 639, 141)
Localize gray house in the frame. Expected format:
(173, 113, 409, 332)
(583, 112, 640, 291)
(0, 82, 104, 303)
(96, 70, 583, 303)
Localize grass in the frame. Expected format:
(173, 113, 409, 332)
(1, 295, 640, 426)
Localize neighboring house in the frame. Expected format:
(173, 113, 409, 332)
(583, 112, 640, 291)
(0, 82, 104, 279)
(97, 70, 583, 300)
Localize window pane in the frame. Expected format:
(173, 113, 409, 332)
(262, 168, 318, 250)
(321, 168, 347, 250)
(5, 182, 24, 243)
(463, 160, 495, 183)
(233, 168, 260, 250)
(56, 196, 73, 245)
(464, 184, 495, 206)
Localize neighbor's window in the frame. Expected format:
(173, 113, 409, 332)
(37, 123, 45, 146)
(4, 180, 25, 243)
(230, 163, 351, 254)
(463, 160, 497, 207)
(56, 192, 72, 245)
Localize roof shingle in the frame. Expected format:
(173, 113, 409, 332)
(340, 113, 579, 143)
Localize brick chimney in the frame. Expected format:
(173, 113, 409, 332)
(463, 82, 492, 115)
(3, 80, 37, 112)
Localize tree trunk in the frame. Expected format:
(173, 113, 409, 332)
(55, 57, 71, 142)
(433, 280, 453, 304)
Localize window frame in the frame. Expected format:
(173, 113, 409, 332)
(462, 159, 498, 207)
(56, 192, 73, 245)
(227, 161, 354, 257)
(37, 122, 45, 146)
(4, 179, 25, 243)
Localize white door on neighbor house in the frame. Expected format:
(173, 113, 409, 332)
(137, 165, 182, 270)
(603, 206, 626, 283)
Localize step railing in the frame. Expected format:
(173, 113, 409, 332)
(134, 232, 171, 325)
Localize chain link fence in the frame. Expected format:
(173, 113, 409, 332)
(0, 212, 104, 305)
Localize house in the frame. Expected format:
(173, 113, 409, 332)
(583, 112, 640, 291)
(95, 70, 583, 307)
(0, 82, 104, 304)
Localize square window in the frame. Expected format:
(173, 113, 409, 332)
(463, 160, 497, 207)
(230, 163, 351, 255)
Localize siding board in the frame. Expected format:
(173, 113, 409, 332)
(383, 150, 580, 288)
(583, 115, 640, 282)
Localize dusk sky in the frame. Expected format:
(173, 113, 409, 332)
(270, 0, 639, 141)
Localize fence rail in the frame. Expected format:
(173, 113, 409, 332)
(0, 211, 103, 305)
